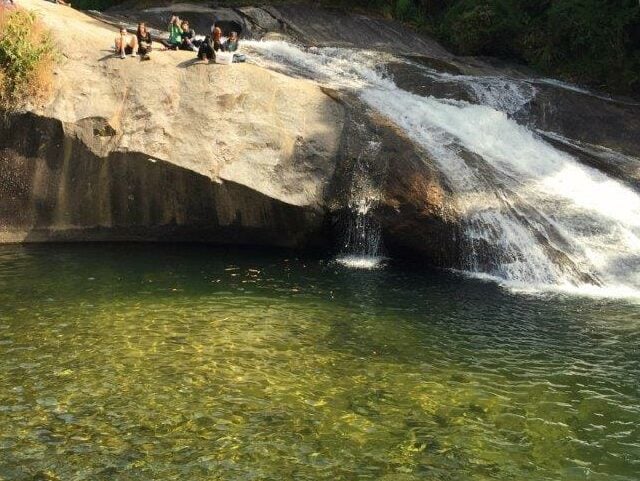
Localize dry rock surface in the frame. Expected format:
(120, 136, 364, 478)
(0, 0, 346, 245)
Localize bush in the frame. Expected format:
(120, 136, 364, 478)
(432, 0, 640, 96)
(0, 6, 57, 111)
(442, 0, 526, 57)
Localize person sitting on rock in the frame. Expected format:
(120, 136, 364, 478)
(115, 26, 138, 59)
(179, 20, 199, 52)
(198, 27, 223, 62)
(213, 27, 223, 52)
(136, 22, 152, 60)
(161, 15, 182, 50)
(223, 31, 239, 53)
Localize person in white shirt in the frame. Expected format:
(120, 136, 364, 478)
(114, 26, 138, 59)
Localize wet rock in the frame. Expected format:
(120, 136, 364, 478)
(538, 131, 640, 190)
(385, 61, 474, 103)
(324, 89, 462, 266)
(529, 82, 640, 161)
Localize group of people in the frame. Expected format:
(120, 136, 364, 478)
(114, 14, 241, 63)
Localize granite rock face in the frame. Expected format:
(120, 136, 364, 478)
(7, 0, 636, 274)
(0, 0, 344, 247)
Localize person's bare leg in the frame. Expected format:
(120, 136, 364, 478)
(129, 37, 138, 56)
(115, 39, 125, 58)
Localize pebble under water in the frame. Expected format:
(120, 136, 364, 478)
(0, 244, 638, 481)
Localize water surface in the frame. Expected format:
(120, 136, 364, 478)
(0, 244, 638, 480)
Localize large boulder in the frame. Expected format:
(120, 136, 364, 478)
(1, 0, 459, 262)
(0, 0, 343, 246)
(322, 89, 461, 265)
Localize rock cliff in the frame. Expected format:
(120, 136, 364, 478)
(2, 0, 638, 275)
(1, 0, 346, 246)
(0, 0, 459, 262)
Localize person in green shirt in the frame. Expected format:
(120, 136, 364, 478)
(161, 15, 182, 50)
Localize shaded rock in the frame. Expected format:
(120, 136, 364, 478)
(0, 113, 326, 247)
(324, 89, 461, 266)
(528, 81, 640, 159)
(235, 6, 282, 33)
(105, 3, 249, 38)
(262, 4, 450, 57)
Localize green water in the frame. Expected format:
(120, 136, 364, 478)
(0, 245, 638, 481)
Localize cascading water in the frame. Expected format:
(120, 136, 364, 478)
(335, 137, 385, 270)
(245, 40, 640, 297)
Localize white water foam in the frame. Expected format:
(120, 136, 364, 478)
(245, 41, 640, 297)
(402, 62, 537, 115)
(335, 254, 385, 270)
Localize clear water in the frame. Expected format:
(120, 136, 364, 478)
(1, 244, 639, 481)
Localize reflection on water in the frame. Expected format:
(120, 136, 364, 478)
(0, 244, 638, 481)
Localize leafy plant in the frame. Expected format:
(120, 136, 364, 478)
(441, 0, 527, 57)
(0, 6, 57, 110)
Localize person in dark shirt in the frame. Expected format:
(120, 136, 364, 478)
(198, 26, 223, 62)
(136, 22, 152, 60)
(179, 20, 199, 52)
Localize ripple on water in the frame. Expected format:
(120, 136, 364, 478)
(0, 245, 638, 481)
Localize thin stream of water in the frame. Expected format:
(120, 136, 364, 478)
(336, 138, 385, 270)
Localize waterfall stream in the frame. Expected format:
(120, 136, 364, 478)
(335, 138, 385, 270)
(245, 41, 640, 297)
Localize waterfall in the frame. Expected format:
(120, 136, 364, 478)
(245, 41, 640, 297)
(336, 138, 385, 270)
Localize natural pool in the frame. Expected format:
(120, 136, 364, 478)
(0, 244, 638, 481)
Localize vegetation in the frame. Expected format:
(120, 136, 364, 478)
(71, 0, 640, 96)
(0, 6, 57, 110)
(359, 0, 640, 96)
(434, 0, 640, 96)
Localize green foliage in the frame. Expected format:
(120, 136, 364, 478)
(0, 7, 57, 110)
(442, 0, 525, 56)
(435, 0, 640, 96)
(534, 0, 640, 93)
